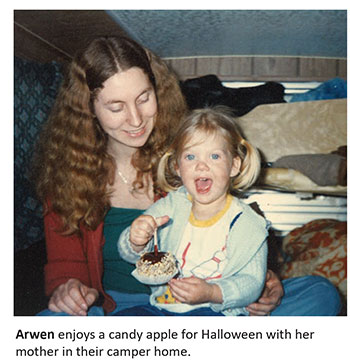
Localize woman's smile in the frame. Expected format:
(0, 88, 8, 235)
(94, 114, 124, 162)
(124, 126, 147, 138)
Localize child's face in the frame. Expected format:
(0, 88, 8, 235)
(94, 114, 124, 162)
(176, 131, 241, 209)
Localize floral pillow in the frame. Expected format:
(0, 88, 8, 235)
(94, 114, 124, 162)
(280, 219, 347, 301)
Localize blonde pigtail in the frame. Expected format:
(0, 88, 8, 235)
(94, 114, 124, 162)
(231, 138, 261, 191)
(157, 151, 181, 192)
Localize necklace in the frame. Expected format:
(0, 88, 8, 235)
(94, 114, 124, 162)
(117, 170, 135, 193)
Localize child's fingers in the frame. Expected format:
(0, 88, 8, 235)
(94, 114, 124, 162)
(133, 216, 156, 234)
(169, 290, 186, 303)
(169, 279, 192, 295)
(135, 215, 169, 233)
(130, 215, 169, 245)
(130, 233, 149, 246)
(155, 215, 170, 228)
(168, 284, 188, 303)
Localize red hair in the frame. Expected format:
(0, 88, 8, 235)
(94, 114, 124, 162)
(33, 36, 187, 234)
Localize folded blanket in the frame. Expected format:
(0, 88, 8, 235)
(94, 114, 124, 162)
(259, 168, 347, 195)
(272, 152, 346, 186)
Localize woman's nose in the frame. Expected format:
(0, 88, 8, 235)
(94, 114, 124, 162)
(127, 105, 142, 127)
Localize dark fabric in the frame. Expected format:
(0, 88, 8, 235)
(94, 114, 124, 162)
(14, 57, 62, 251)
(103, 207, 151, 294)
(249, 202, 282, 274)
(180, 74, 285, 116)
(14, 240, 48, 315)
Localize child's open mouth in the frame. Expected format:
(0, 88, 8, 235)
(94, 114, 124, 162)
(195, 177, 212, 194)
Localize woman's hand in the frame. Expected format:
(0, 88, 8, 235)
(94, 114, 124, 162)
(129, 214, 169, 252)
(246, 269, 284, 316)
(168, 277, 223, 304)
(48, 278, 99, 316)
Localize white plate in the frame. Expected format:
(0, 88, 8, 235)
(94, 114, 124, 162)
(131, 267, 179, 285)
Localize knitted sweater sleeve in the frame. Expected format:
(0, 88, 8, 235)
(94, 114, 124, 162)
(210, 203, 269, 313)
(117, 191, 180, 263)
(210, 241, 268, 312)
(43, 209, 91, 296)
(118, 226, 150, 263)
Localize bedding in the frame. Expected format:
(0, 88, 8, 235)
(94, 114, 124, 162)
(239, 97, 347, 312)
(237, 98, 346, 162)
(180, 74, 285, 116)
(280, 219, 347, 307)
(259, 168, 347, 195)
(237, 98, 347, 194)
(271, 151, 346, 186)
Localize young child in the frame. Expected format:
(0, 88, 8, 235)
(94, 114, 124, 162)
(116, 107, 269, 316)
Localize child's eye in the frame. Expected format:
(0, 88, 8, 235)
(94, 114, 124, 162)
(211, 153, 220, 160)
(185, 154, 195, 161)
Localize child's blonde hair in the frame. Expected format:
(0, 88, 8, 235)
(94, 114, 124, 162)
(157, 107, 261, 194)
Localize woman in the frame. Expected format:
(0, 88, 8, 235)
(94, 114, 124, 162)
(33, 36, 340, 316)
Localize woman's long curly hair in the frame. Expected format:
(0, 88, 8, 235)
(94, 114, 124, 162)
(32, 36, 187, 235)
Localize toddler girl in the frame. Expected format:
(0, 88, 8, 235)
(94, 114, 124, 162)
(116, 107, 269, 316)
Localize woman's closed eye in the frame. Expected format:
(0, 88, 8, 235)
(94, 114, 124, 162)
(137, 92, 150, 105)
(109, 104, 123, 113)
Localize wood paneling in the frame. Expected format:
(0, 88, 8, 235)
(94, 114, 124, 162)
(338, 60, 347, 79)
(299, 58, 338, 78)
(253, 57, 298, 78)
(166, 56, 347, 82)
(219, 57, 253, 78)
(168, 58, 196, 77)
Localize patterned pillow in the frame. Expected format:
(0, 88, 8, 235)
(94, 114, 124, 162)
(280, 219, 347, 300)
(14, 57, 62, 251)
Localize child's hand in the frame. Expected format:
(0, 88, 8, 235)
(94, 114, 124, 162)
(129, 214, 169, 251)
(168, 277, 223, 304)
(246, 269, 283, 316)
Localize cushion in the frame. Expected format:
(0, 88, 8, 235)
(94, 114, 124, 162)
(14, 57, 62, 251)
(237, 99, 346, 162)
(280, 219, 347, 300)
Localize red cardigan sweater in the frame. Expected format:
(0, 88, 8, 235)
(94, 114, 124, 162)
(44, 209, 116, 313)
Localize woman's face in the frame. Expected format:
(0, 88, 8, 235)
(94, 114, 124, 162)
(93, 67, 158, 152)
